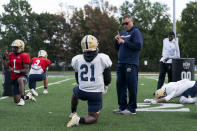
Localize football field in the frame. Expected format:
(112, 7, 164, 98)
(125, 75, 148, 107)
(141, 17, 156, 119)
(0, 74, 197, 131)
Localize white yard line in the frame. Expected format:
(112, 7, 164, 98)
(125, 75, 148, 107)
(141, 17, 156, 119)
(143, 76, 158, 81)
(30, 78, 73, 91)
(0, 78, 74, 101)
(0, 96, 9, 100)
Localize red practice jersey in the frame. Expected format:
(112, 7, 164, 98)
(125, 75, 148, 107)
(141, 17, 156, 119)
(8, 52, 31, 80)
(29, 57, 51, 74)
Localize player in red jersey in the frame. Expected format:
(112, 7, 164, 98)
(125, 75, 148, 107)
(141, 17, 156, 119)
(29, 50, 51, 96)
(3, 39, 36, 106)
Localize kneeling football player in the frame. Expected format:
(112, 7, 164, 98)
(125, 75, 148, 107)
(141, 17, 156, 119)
(67, 35, 112, 127)
(3, 40, 36, 106)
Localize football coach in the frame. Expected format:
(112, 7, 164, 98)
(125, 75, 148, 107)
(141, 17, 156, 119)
(113, 15, 143, 115)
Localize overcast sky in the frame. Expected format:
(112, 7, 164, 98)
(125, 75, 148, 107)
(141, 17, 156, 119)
(0, 0, 196, 21)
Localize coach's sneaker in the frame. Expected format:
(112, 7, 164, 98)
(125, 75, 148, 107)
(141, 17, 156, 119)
(131, 109, 136, 115)
(17, 98, 25, 106)
(193, 98, 197, 104)
(69, 112, 77, 119)
(121, 109, 136, 115)
(26, 92, 36, 102)
(43, 89, 48, 94)
(67, 113, 80, 127)
(113, 108, 123, 114)
(30, 89, 38, 96)
(120, 109, 131, 115)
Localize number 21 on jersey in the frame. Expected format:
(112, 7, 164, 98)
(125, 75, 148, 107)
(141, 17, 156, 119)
(80, 64, 95, 82)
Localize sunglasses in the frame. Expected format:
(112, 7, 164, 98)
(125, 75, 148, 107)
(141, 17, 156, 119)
(122, 22, 129, 26)
(169, 35, 174, 38)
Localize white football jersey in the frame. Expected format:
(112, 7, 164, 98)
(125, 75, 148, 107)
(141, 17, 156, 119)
(71, 53, 112, 92)
(29, 64, 44, 74)
(162, 79, 195, 101)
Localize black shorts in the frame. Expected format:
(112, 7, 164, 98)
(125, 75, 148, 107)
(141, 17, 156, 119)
(73, 86, 102, 112)
(182, 82, 197, 97)
(12, 76, 28, 95)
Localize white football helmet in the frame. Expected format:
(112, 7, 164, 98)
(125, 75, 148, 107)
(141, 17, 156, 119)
(11, 39, 25, 53)
(38, 50, 47, 58)
(81, 35, 99, 52)
(155, 89, 166, 99)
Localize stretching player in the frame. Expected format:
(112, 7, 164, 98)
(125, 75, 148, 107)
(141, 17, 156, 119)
(144, 79, 197, 104)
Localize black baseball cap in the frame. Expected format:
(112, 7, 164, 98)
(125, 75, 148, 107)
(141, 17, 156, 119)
(169, 31, 175, 36)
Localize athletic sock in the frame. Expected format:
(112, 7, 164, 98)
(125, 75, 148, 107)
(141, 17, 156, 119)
(79, 117, 85, 124)
(21, 95, 24, 100)
(71, 108, 76, 113)
(25, 96, 29, 100)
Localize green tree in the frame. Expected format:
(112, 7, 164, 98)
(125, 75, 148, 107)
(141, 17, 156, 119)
(0, 0, 71, 66)
(0, 0, 33, 51)
(178, 2, 197, 59)
(69, 1, 119, 69)
(28, 13, 71, 63)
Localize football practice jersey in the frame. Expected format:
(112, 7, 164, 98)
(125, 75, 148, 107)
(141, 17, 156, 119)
(162, 79, 195, 101)
(29, 57, 51, 74)
(8, 52, 31, 80)
(71, 53, 112, 92)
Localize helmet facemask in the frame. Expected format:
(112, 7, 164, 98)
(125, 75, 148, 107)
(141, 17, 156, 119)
(11, 39, 25, 54)
(155, 89, 167, 99)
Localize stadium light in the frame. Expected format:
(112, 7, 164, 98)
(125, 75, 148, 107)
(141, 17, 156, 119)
(173, 0, 176, 37)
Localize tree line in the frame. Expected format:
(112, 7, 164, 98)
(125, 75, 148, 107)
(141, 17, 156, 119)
(0, 0, 196, 71)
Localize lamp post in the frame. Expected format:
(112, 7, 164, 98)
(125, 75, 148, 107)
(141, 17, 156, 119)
(173, 0, 176, 36)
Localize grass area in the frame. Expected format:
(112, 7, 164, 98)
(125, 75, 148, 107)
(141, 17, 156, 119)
(0, 75, 197, 131)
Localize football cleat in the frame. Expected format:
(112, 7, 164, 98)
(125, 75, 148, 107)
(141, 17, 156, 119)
(43, 89, 48, 94)
(30, 89, 38, 96)
(38, 50, 47, 58)
(68, 112, 77, 119)
(81, 35, 99, 52)
(11, 39, 25, 53)
(26, 92, 36, 102)
(17, 98, 25, 106)
(179, 96, 197, 104)
(67, 113, 80, 127)
(155, 89, 166, 99)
